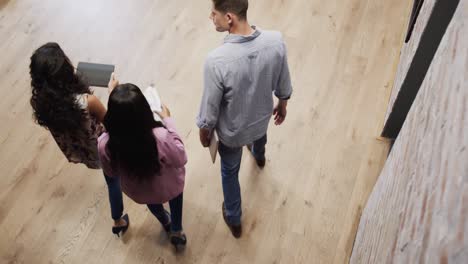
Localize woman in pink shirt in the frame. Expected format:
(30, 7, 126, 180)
(98, 83, 187, 249)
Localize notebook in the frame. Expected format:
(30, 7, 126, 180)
(76, 62, 115, 87)
(209, 131, 219, 163)
(143, 85, 163, 122)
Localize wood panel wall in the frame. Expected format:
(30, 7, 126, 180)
(384, 0, 436, 124)
(350, 0, 468, 262)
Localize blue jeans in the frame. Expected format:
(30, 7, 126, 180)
(147, 193, 184, 232)
(104, 174, 183, 232)
(218, 134, 267, 225)
(250, 134, 267, 161)
(104, 174, 124, 221)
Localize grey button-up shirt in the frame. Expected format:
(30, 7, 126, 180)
(197, 27, 293, 147)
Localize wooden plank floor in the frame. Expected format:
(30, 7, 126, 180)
(0, 0, 410, 263)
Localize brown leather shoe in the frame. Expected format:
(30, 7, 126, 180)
(222, 202, 242, 238)
(246, 144, 266, 168)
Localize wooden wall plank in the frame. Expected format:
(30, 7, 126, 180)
(382, 0, 460, 138)
(350, 0, 468, 262)
(384, 0, 436, 125)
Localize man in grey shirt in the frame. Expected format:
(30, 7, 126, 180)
(197, 0, 292, 238)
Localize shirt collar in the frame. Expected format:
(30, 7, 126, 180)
(224, 26, 261, 43)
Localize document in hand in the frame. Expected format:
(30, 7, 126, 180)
(209, 131, 219, 163)
(143, 86, 163, 122)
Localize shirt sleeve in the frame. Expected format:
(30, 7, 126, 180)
(196, 58, 224, 129)
(160, 117, 187, 167)
(275, 41, 293, 100)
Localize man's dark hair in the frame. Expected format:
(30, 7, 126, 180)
(212, 0, 248, 20)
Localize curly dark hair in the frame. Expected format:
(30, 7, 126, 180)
(30, 42, 91, 133)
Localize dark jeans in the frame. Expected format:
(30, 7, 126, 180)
(147, 193, 184, 232)
(104, 174, 124, 221)
(250, 134, 267, 161)
(104, 174, 184, 232)
(218, 134, 267, 225)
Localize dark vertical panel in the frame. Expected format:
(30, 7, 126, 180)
(382, 0, 460, 139)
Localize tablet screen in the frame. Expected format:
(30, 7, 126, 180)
(77, 62, 115, 87)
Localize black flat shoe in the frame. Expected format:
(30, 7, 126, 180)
(112, 214, 129, 237)
(170, 231, 187, 251)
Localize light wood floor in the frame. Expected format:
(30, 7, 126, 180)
(0, 0, 411, 263)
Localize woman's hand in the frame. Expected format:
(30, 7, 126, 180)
(108, 72, 119, 93)
(156, 104, 171, 119)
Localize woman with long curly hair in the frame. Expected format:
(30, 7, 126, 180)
(29, 42, 129, 236)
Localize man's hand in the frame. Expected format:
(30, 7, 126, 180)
(108, 72, 119, 93)
(273, 99, 288, 125)
(199, 128, 212, 147)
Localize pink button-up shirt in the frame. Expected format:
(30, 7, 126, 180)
(98, 117, 187, 204)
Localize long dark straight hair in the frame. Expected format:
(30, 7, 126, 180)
(30, 42, 91, 133)
(104, 84, 164, 181)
